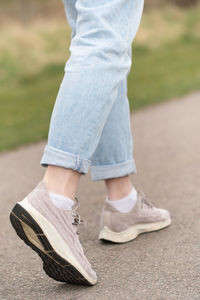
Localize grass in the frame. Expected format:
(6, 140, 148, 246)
(130, 36, 200, 110)
(0, 5, 200, 151)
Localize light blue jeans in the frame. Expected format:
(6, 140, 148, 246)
(41, 0, 144, 181)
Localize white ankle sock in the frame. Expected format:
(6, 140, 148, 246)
(106, 186, 137, 213)
(49, 192, 74, 210)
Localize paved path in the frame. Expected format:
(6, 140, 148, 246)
(1, 92, 200, 300)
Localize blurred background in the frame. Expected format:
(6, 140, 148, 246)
(0, 0, 199, 152)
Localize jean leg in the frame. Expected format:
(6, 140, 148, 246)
(90, 74, 136, 181)
(41, 0, 144, 174)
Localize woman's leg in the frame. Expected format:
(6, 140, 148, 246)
(89, 43, 135, 200)
(10, 0, 99, 285)
(90, 74, 135, 199)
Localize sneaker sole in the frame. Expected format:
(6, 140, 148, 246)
(10, 202, 97, 286)
(98, 218, 171, 243)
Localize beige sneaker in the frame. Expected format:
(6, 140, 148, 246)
(10, 181, 97, 286)
(99, 191, 171, 243)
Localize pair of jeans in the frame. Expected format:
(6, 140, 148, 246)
(41, 0, 144, 181)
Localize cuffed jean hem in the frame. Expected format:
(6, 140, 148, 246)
(40, 145, 91, 174)
(90, 159, 136, 181)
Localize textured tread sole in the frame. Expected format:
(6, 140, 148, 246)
(10, 203, 93, 286)
(99, 218, 172, 243)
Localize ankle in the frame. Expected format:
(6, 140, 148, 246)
(43, 165, 81, 199)
(105, 176, 133, 200)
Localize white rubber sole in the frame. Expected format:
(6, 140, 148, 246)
(99, 218, 172, 243)
(19, 197, 97, 285)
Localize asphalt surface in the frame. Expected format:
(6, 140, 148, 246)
(0, 92, 200, 300)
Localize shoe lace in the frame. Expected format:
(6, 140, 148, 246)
(138, 190, 153, 209)
(65, 196, 84, 234)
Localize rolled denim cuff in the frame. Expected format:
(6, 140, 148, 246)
(40, 145, 91, 174)
(90, 159, 136, 181)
